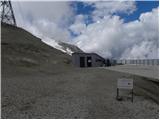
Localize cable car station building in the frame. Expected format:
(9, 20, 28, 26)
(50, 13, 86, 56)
(72, 52, 105, 67)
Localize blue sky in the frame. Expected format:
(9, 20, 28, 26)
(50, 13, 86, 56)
(70, 2, 95, 25)
(71, 1, 159, 23)
(122, 1, 159, 22)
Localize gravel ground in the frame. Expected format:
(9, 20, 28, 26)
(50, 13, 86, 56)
(102, 65, 159, 80)
(1, 68, 159, 119)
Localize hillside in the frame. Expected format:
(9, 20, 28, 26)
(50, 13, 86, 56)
(1, 23, 73, 76)
(58, 42, 83, 55)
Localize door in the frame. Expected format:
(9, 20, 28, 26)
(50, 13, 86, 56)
(80, 57, 85, 67)
(106, 59, 111, 66)
(87, 56, 92, 67)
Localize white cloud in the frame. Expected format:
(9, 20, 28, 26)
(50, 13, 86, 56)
(121, 41, 158, 59)
(12, 1, 73, 42)
(72, 7, 159, 59)
(85, 1, 136, 21)
(12, 1, 73, 25)
(69, 15, 86, 35)
(32, 19, 71, 42)
(121, 8, 159, 59)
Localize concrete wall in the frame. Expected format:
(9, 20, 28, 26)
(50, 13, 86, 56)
(72, 53, 104, 67)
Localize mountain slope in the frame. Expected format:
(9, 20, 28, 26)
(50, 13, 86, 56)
(1, 23, 72, 76)
(41, 37, 83, 56)
(58, 42, 83, 55)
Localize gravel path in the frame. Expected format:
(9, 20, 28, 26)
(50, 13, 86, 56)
(1, 68, 159, 118)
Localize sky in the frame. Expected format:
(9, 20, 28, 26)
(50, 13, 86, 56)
(12, 1, 159, 59)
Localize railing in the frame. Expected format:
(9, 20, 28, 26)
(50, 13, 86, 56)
(111, 59, 159, 66)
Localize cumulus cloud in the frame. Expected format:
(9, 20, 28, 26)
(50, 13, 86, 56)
(71, 7, 159, 59)
(121, 41, 158, 59)
(69, 15, 86, 35)
(85, 1, 136, 21)
(121, 8, 159, 59)
(12, 1, 73, 42)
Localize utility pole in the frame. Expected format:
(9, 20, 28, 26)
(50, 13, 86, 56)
(0, 0, 16, 26)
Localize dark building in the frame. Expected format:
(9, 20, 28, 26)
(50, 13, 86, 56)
(105, 59, 111, 66)
(72, 52, 105, 67)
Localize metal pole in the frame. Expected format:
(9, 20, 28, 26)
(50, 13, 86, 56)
(132, 89, 133, 102)
(117, 88, 119, 99)
(9, 1, 16, 26)
(1, 1, 5, 22)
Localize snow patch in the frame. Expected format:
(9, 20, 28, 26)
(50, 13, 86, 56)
(66, 48, 73, 55)
(41, 36, 73, 55)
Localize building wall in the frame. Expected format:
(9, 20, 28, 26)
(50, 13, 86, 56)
(72, 53, 104, 67)
(92, 54, 105, 67)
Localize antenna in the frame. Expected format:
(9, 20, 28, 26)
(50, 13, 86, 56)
(0, 0, 16, 26)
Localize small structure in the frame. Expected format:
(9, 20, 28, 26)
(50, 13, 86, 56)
(117, 78, 133, 102)
(72, 52, 105, 67)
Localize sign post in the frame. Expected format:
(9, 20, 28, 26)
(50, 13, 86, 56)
(117, 78, 133, 102)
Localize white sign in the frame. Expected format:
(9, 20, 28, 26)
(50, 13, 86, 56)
(117, 78, 133, 89)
